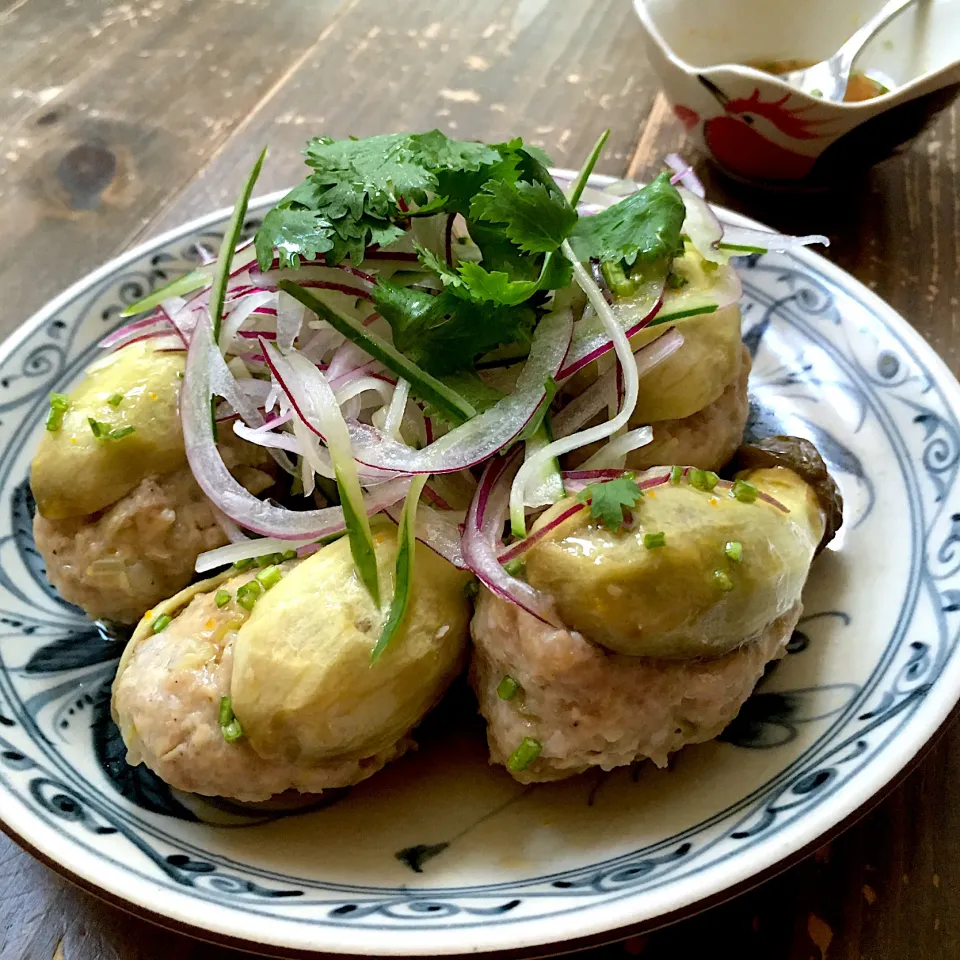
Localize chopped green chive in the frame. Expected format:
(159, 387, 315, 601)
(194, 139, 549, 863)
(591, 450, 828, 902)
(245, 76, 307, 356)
(689, 469, 719, 492)
(235, 580, 263, 611)
(497, 676, 521, 700)
(669, 465, 683, 485)
(256, 565, 282, 590)
(503, 558, 525, 577)
(214, 589, 231, 608)
(210, 395, 219, 444)
(507, 737, 542, 773)
(151, 614, 172, 633)
(232, 558, 257, 571)
(176, 370, 185, 379)
(732, 479, 759, 504)
(464, 579, 479, 600)
(725, 541, 743, 563)
(222, 719, 243, 743)
(107, 393, 124, 407)
(714, 569, 735, 592)
(280, 549, 298, 561)
(218, 697, 243, 743)
(255, 552, 282, 566)
(643, 531, 666, 549)
(87, 418, 135, 441)
(46, 393, 70, 432)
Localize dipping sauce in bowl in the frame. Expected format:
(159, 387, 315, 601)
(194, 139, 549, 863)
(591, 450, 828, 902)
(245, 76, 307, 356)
(748, 58, 890, 101)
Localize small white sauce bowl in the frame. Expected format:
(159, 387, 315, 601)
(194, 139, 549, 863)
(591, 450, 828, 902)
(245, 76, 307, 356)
(634, 0, 960, 186)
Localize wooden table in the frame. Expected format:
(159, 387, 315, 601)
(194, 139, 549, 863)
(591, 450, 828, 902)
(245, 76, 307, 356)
(1, 1, 958, 958)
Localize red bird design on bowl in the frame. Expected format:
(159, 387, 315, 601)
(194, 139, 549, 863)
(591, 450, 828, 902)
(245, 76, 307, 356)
(684, 78, 829, 182)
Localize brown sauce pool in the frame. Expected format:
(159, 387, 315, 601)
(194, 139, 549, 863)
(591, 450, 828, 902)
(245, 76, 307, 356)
(748, 58, 889, 101)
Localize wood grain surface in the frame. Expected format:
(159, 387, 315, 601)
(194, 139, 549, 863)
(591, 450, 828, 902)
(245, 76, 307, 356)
(0, 1, 958, 958)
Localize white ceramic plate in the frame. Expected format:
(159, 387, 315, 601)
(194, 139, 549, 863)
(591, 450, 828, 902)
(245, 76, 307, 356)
(1, 175, 959, 957)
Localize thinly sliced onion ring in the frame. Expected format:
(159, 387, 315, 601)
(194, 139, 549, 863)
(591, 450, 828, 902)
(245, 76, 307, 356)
(579, 425, 653, 469)
(719, 225, 830, 254)
(665, 153, 706, 198)
(183, 315, 409, 538)
(195, 534, 320, 573)
(462, 451, 560, 625)
(679, 188, 724, 264)
(348, 308, 573, 476)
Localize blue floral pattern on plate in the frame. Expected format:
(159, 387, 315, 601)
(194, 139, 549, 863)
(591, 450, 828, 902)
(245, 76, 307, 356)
(1, 184, 959, 956)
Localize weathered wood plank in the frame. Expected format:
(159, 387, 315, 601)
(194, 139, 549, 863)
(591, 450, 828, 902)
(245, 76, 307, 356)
(0, 0, 352, 341)
(148, 0, 658, 234)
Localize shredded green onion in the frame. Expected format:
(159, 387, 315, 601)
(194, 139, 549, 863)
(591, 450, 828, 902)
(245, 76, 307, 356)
(218, 696, 243, 743)
(256, 565, 282, 590)
(46, 393, 70, 432)
(214, 589, 231, 608)
(280, 549, 298, 561)
(503, 558, 525, 577)
(372, 476, 428, 662)
(725, 541, 743, 563)
(689, 468, 719, 492)
(643, 531, 666, 549)
(120, 268, 211, 318)
(507, 737, 542, 772)
(497, 676, 521, 700)
(714, 570, 735, 592)
(151, 614, 172, 633)
(732, 479, 759, 503)
(669, 465, 683, 485)
(236, 580, 262, 611)
(107, 393, 124, 407)
(232, 558, 257, 571)
(87, 418, 135, 441)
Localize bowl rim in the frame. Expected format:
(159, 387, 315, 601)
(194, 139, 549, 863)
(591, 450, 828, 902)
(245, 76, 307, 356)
(632, 0, 960, 112)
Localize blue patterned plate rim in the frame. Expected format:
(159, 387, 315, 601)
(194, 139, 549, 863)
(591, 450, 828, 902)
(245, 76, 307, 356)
(1, 171, 959, 957)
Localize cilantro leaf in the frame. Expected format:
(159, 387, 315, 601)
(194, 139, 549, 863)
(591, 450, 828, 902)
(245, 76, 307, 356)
(371, 280, 534, 375)
(577, 476, 644, 531)
(471, 179, 577, 254)
(569, 172, 685, 271)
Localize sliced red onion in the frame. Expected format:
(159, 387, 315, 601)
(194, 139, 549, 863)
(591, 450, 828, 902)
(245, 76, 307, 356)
(218, 290, 276, 353)
(385, 502, 467, 569)
(719, 225, 830, 254)
(101, 315, 172, 349)
(183, 315, 409, 538)
(553, 328, 685, 440)
(233, 420, 304, 455)
(666, 153, 706, 198)
(509, 243, 648, 535)
(498, 501, 586, 564)
(559, 281, 663, 380)
(462, 452, 561, 626)
(276, 288, 305, 352)
(195, 534, 319, 574)
(383, 379, 410, 440)
(679, 188, 724, 264)
(579, 425, 653, 469)
(211, 506, 249, 545)
(349, 308, 573, 476)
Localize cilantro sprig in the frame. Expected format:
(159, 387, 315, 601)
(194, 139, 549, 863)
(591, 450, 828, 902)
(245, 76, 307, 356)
(577, 475, 644, 531)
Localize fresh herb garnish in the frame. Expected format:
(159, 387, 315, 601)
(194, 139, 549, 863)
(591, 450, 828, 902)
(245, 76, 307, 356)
(669, 465, 683, 484)
(497, 676, 521, 700)
(255, 564, 282, 590)
(569, 172, 685, 297)
(372, 476, 428, 662)
(218, 696, 243, 743)
(689, 469, 719, 492)
(214, 589, 231, 608)
(46, 393, 70, 432)
(714, 569, 735, 592)
(725, 541, 743, 563)
(643, 531, 666, 549)
(235, 580, 263, 611)
(87, 419, 135, 441)
(107, 393, 124, 407)
(732, 479, 759, 504)
(577, 475, 644, 531)
(507, 736, 542, 772)
(151, 614, 172, 633)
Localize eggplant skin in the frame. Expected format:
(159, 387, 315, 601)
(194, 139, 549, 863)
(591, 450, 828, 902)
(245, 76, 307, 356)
(729, 436, 843, 554)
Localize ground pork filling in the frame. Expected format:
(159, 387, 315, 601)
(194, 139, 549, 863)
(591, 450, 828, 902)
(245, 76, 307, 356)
(470, 589, 801, 784)
(112, 577, 410, 802)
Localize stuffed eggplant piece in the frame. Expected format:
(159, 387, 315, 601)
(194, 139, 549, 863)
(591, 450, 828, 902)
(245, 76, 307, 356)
(470, 437, 842, 783)
(112, 525, 471, 801)
(566, 249, 750, 473)
(31, 341, 273, 623)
